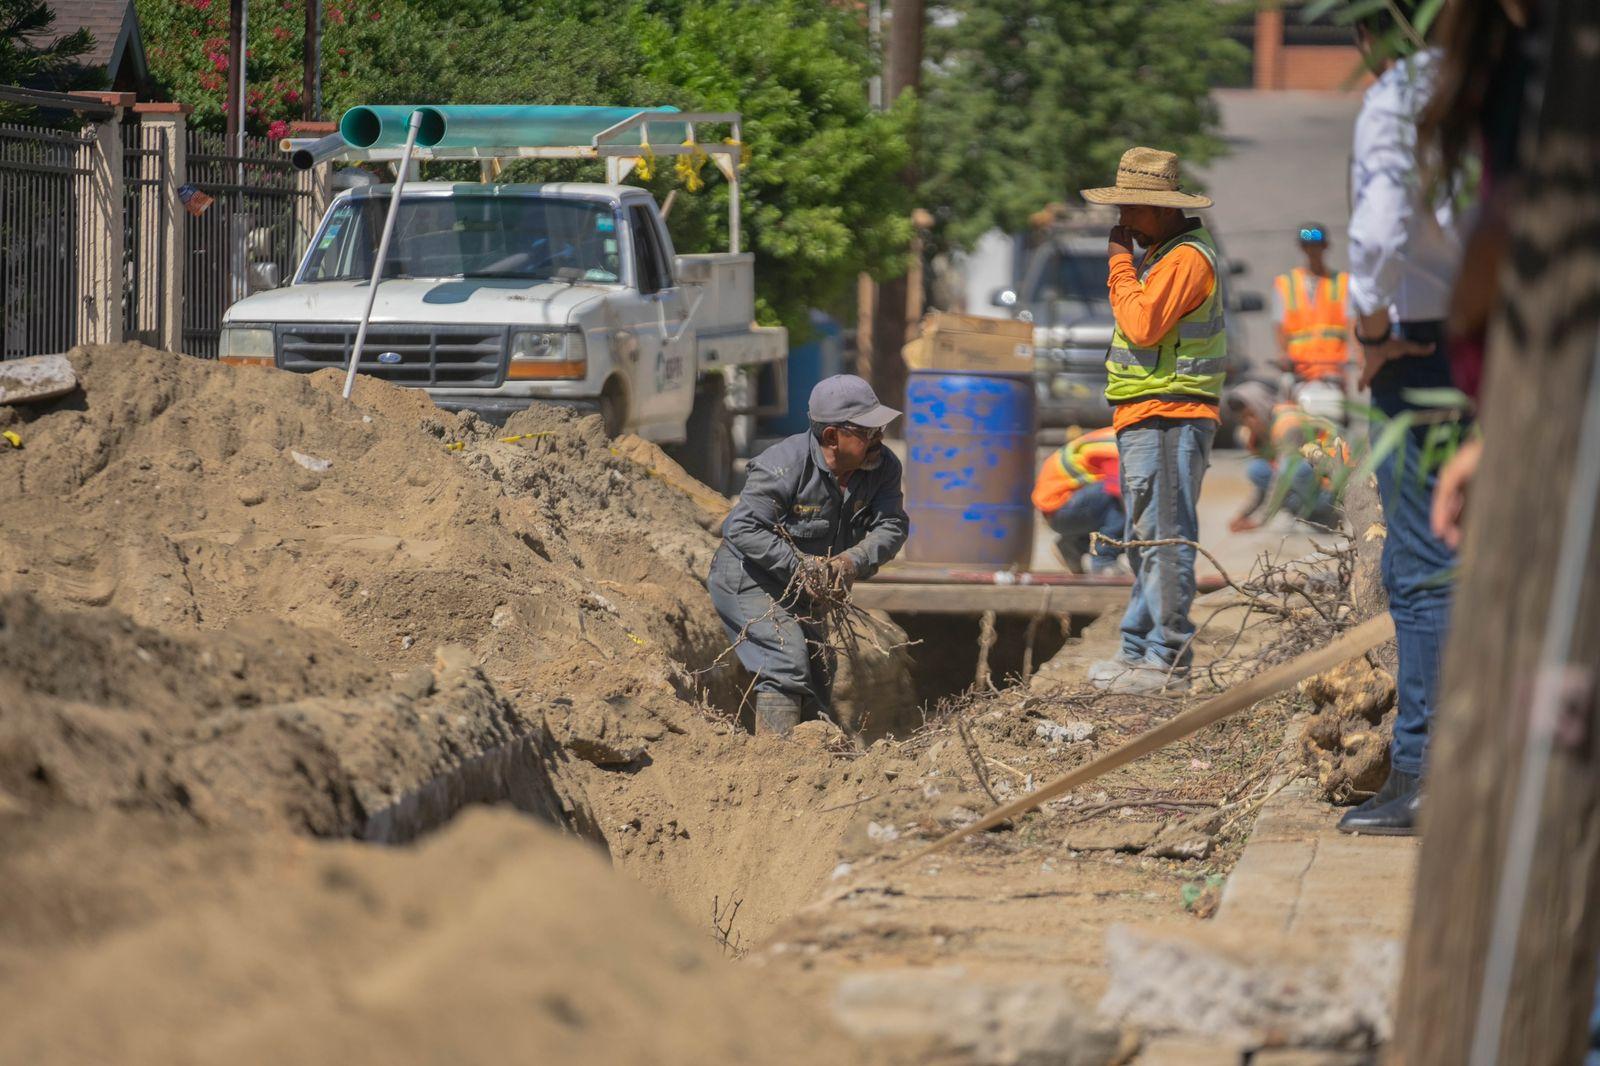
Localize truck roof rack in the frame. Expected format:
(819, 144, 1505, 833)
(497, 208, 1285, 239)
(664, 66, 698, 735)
(283, 104, 747, 254)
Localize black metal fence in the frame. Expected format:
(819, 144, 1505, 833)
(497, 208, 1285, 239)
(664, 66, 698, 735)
(122, 121, 168, 347)
(183, 132, 312, 358)
(0, 123, 92, 359)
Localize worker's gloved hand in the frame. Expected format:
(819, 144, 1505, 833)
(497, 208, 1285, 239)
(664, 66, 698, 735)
(827, 554, 859, 592)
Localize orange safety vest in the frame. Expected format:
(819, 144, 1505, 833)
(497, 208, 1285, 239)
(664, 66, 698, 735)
(1031, 427, 1120, 515)
(1275, 268, 1350, 382)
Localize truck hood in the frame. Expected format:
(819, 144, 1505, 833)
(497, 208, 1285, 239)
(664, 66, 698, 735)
(224, 278, 612, 326)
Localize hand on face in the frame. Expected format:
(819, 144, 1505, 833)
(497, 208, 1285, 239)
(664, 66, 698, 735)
(1108, 225, 1137, 258)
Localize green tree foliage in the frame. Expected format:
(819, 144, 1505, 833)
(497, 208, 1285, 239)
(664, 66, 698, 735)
(135, 0, 906, 333)
(918, 0, 1249, 250)
(635, 0, 913, 333)
(0, 0, 107, 122)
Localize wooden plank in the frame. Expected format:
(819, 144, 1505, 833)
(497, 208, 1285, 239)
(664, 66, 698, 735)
(852, 581, 1128, 615)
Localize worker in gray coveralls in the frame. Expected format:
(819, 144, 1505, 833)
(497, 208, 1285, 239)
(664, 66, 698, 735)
(709, 375, 909, 735)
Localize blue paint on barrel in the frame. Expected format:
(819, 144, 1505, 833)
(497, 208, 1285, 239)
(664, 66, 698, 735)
(904, 370, 1037, 567)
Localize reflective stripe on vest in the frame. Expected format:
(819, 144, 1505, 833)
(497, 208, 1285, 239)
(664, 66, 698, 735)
(1055, 426, 1119, 488)
(1105, 225, 1227, 405)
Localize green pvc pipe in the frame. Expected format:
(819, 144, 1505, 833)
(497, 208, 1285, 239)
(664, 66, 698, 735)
(339, 105, 445, 149)
(410, 105, 686, 149)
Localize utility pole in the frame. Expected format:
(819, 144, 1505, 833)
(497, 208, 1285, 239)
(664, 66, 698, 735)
(862, 0, 923, 423)
(303, 0, 321, 121)
(1391, 0, 1600, 1062)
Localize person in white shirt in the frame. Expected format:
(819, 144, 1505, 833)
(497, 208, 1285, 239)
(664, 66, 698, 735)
(1338, 3, 1466, 837)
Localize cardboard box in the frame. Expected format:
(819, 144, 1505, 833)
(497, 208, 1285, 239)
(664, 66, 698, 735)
(902, 311, 1035, 375)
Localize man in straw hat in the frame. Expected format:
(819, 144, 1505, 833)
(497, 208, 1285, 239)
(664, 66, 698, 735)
(1078, 146, 1226, 694)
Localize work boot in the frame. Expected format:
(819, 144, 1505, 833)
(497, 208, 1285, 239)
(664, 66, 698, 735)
(1086, 655, 1141, 688)
(754, 691, 802, 737)
(1337, 769, 1422, 836)
(1107, 664, 1192, 695)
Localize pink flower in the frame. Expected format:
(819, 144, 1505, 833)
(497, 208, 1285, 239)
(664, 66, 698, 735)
(268, 119, 289, 140)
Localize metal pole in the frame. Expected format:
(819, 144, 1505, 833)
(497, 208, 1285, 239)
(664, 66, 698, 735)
(342, 109, 422, 400)
(236, 0, 248, 178)
(729, 119, 741, 255)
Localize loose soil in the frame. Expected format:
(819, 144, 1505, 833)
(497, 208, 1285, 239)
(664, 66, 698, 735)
(0, 345, 1326, 1063)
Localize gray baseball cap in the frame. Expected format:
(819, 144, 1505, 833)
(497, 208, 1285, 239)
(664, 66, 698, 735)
(808, 374, 901, 428)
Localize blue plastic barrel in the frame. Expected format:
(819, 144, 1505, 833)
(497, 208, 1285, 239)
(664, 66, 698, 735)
(904, 371, 1037, 567)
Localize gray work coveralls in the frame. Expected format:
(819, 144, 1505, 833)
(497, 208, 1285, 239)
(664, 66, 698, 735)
(708, 431, 909, 716)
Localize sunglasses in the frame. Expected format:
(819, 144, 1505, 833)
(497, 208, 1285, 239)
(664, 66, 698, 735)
(834, 423, 883, 442)
(1299, 227, 1326, 243)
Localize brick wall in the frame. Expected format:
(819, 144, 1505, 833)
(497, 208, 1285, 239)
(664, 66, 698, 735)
(1252, 11, 1372, 92)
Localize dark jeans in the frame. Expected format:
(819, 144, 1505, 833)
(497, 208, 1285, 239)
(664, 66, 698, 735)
(708, 545, 834, 713)
(1245, 456, 1340, 528)
(1117, 416, 1215, 672)
(1047, 483, 1125, 572)
(1370, 320, 1458, 776)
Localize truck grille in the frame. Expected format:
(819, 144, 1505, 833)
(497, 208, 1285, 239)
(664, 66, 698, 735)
(276, 324, 506, 388)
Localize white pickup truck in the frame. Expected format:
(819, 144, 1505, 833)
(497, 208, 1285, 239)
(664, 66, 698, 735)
(220, 108, 786, 491)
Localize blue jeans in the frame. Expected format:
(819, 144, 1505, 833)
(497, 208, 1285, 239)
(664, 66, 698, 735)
(1047, 483, 1125, 571)
(1117, 416, 1215, 672)
(1245, 456, 1340, 527)
(1370, 321, 1458, 777)
(708, 545, 834, 712)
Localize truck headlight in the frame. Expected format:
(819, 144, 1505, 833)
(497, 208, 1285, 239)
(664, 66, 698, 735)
(508, 329, 587, 381)
(219, 326, 275, 367)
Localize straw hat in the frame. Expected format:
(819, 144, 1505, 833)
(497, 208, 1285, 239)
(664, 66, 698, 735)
(1080, 147, 1213, 209)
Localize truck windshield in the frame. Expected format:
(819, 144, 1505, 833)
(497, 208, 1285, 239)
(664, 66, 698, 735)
(301, 195, 622, 283)
(1028, 251, 1110, 308)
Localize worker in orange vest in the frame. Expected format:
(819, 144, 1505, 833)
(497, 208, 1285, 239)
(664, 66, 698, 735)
(1031, 427, 1124, 574)
(1224, 381, 1348, 533)
(1273, 223, 1352, 403)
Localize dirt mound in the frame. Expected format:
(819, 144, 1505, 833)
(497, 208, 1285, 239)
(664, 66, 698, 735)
(0, 592, 575, 840)
(0, 808, 872, 1066)
(0, 344, 917, 941)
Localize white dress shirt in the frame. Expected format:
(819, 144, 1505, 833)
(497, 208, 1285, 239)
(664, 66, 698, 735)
(1347, 49, 1463, 322)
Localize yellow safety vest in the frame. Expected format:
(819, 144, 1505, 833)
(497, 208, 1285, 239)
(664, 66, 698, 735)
(1105, 225, 1227, 406)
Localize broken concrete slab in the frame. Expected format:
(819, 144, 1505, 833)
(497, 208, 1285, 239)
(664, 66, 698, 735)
(1098, 923, 1398, 1051)
(0, 353, 76, 406)
(832, 966, 1128, 1066)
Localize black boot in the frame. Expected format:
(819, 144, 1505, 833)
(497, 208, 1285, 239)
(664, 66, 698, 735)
(754, 691, 801, 737)
(1337, 768, 1422, 836)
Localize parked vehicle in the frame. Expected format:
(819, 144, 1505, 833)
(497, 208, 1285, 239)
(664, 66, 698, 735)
(220, 107, 785, 493)
(991, 220, 1266, 441)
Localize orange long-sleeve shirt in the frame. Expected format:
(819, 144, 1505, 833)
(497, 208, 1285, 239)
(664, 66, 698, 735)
(1107, 246, 1222, 431)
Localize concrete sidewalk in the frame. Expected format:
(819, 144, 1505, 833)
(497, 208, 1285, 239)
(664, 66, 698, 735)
(1128, 771, 1419, 1065)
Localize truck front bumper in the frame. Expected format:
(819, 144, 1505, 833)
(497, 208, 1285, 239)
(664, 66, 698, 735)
(432, 395, 600, 426)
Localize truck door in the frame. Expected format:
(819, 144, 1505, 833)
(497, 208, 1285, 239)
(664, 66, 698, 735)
(626, 204, 694, 435)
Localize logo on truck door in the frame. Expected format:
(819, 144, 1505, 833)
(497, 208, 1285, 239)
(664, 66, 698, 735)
(654, 348, 685, 391)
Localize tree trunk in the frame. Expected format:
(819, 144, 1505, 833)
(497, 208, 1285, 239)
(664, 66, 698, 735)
(1392, 1, 1600, 1061)
(226, 0, 245, 147)
(864, 0, 923, 422)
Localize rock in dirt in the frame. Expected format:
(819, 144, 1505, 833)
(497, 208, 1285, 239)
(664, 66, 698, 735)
(0, 352, 76, 406)
(832, 966, 1128, 1066)
(1099, 924, 1400, 1050)
(1035, 718, 1096, 744)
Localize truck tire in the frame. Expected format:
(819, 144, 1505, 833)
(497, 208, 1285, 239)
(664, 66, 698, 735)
(672, 377, 734, 495)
